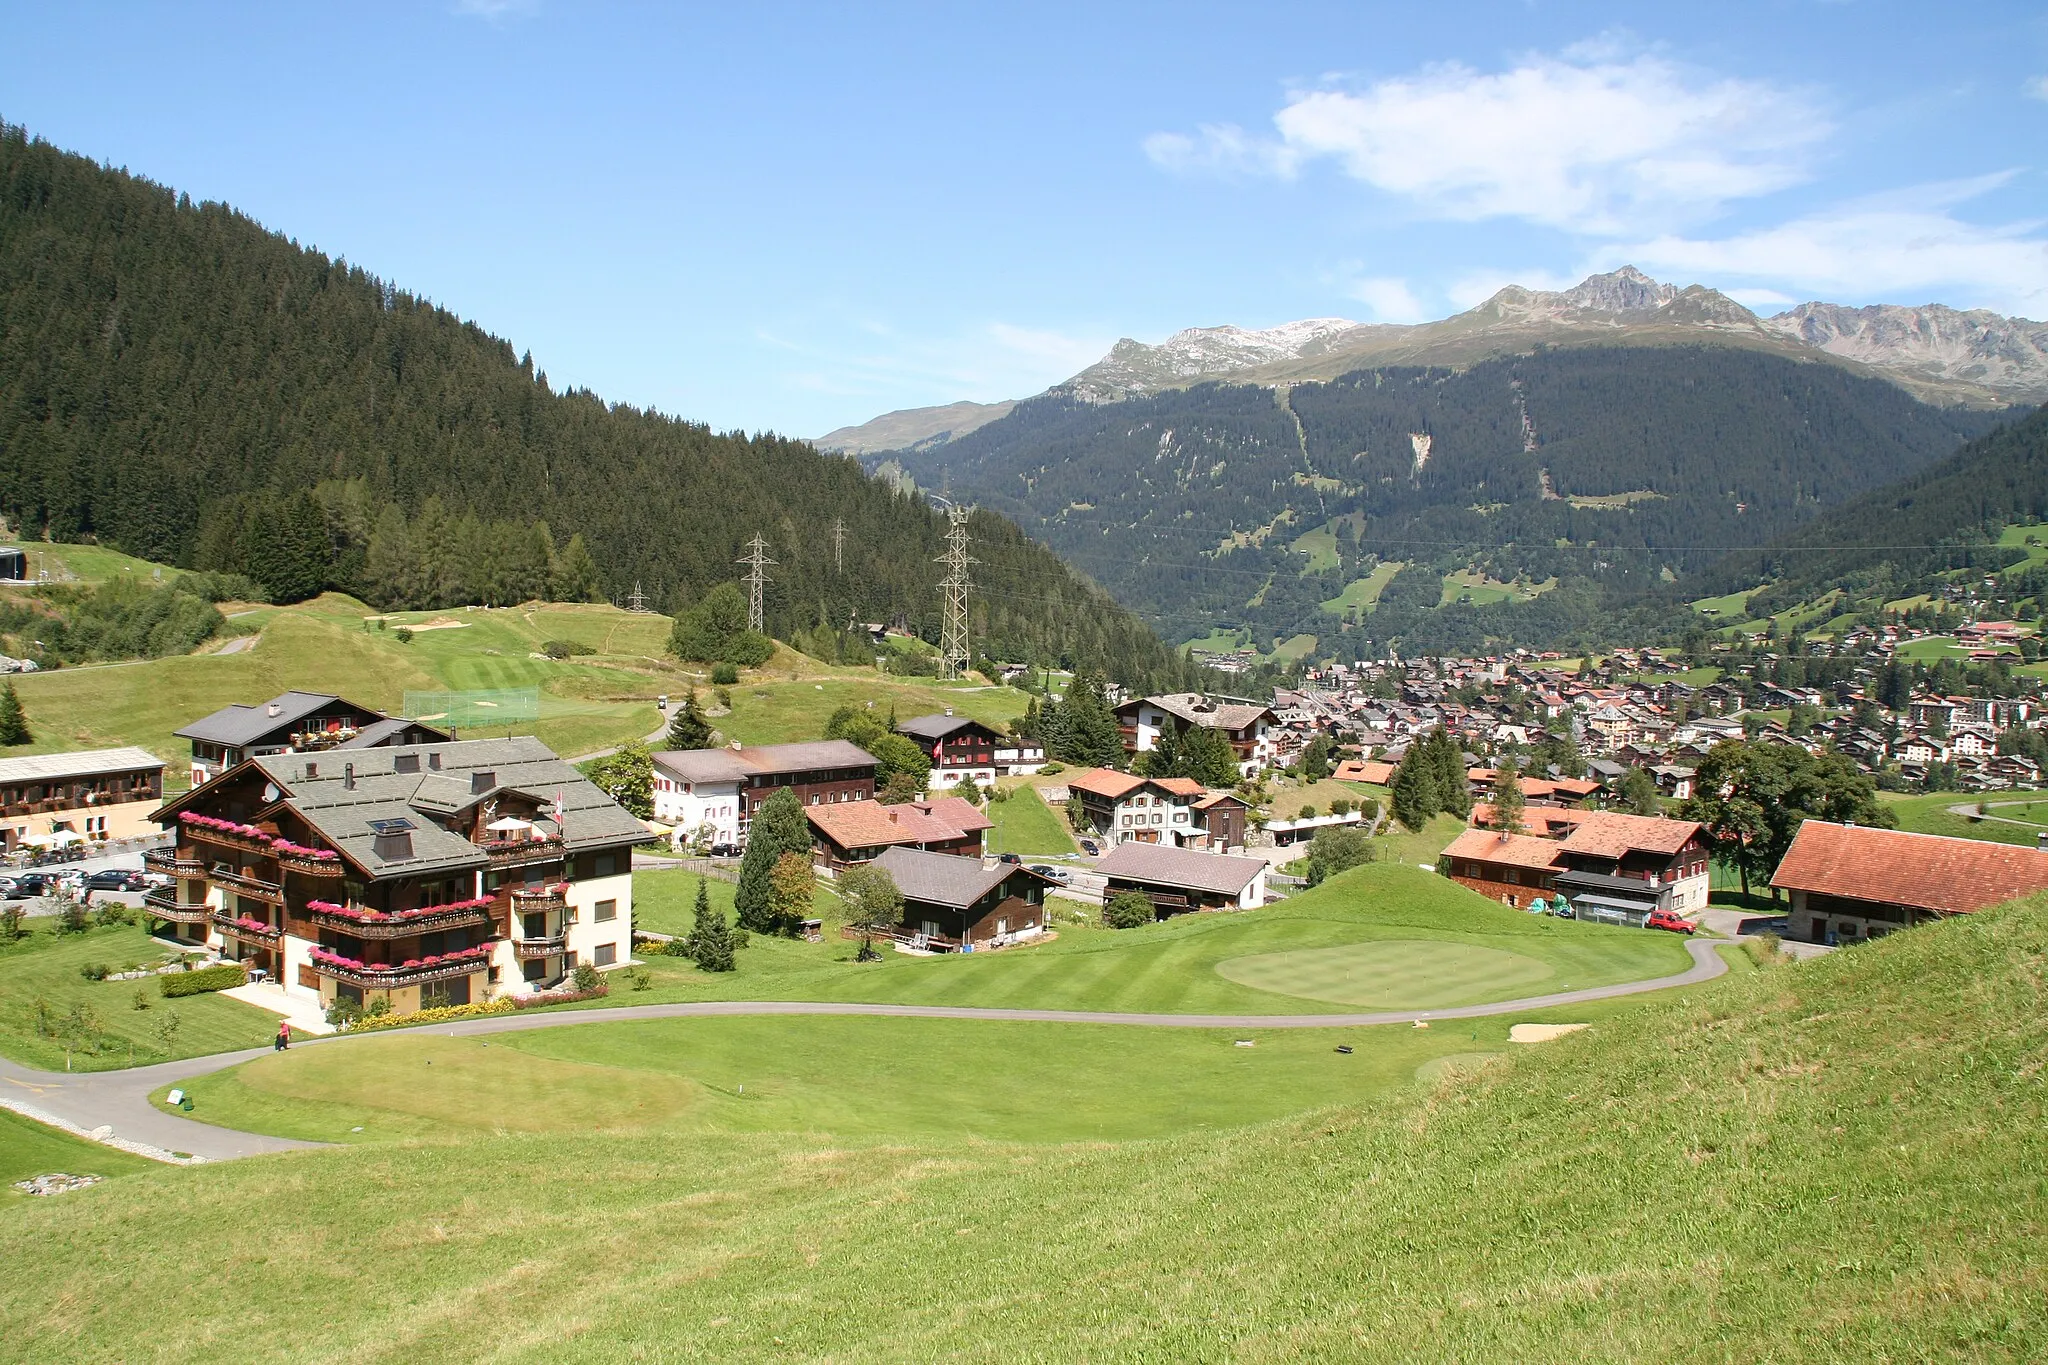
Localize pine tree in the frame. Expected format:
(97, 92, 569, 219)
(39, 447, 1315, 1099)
(734, 788, 808, 933)
(1492, 758, 1525, 833)
(665, 691, 713, 750)
(551, 532, 600, 602)
(0, 681, 30, 746)
(686, 877, 735, 972)
(1390, 744, 1440, 832)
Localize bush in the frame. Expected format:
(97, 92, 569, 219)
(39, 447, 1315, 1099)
(160, 963, 247, 997)
(1039, 762, 1064, 775)
(325, 996, 363, 1027)
(542, 639, 594, 659)
(131, 987, 149, 1011)
(54, 901, 89, 935)
(628, 967, 652, 991)
(572, 961, 602, 993)
(1297, 804, 1318, 820)
(393, 626, 414, 643)
(78, 962, 111, 981)
(92, 901, 132, 928)
(710, 662, 740, 686)
(1105, 891, 1156, 929)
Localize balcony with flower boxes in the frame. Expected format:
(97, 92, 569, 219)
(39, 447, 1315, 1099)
(484, 835, 565, 870)
(305, 897, 495, 940)
(178, 812, 277, 858)
(142, 886, 211, 925)
(274, 841, 345, 877)
(513, 934, 568, 961)
(212, 910, 284, 948)
(143, 847, 204, 877)
(307, 943, 493, 990)
(508, 885, 567, 917)
(208, 863, 284, 903)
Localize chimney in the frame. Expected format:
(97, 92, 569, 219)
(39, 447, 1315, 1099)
(343, 763, 355, 790)
(471, 770, 496, 795)
(428, 752, 441, 770)
(943, 708, 953, 717)
(731, 740, 744, 751)
(266, 703, 282, 718)
(304, 761, 318, 779)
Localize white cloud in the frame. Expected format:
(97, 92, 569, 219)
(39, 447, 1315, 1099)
(1446, 267, 1583, 310)
(766, 321, 1112, 405)
(1622, 187, 2048, 316)
(1148, 46, 1829, 235)
(1344, 275, 1428, 322)
(1723, 287, 1796, 309)
(2026, 75, 2048, 102)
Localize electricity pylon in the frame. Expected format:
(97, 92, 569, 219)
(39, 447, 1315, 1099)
(936, 505, 975, 681)
(737, 535, 775, 633)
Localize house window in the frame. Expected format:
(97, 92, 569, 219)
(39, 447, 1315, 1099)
(810, 794, 820, 805)
(594, 943, 617, 967)
(594, 899, 618, 923)
(594, 853, 617, 877)
(1506, 869, 1520, 884)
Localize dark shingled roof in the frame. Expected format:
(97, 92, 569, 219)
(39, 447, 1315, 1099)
(1094, 842, 1266, 897)
(176, 691, 359, 746)
(872, 846, 1043, 909)
(895, 713, 995, 741)
(161, 737, 651, 880)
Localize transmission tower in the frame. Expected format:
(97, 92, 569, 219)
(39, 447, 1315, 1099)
(936, 505, 976, 681)
(736, 535, 775, 633)
(625, 580, 650, 613)
(832, 517, 847, 574)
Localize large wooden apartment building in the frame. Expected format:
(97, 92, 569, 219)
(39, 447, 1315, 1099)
(148, 737, 650, 1015)
(0, 746, 165, 852)
(1441, 810, 1711, 920)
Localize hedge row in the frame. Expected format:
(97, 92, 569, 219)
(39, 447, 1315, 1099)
(159, 963, 248, 997)
(343, 982, 610, 1033)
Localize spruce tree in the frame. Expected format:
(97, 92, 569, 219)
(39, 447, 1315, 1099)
(1492, 758, 1525, 833)
(1389, 747, 1438, 831)
(734, 788, 808, 933)
(0, 681, 30, 746)
(665, 691, 713, 750)
(687, 877, 735, 972)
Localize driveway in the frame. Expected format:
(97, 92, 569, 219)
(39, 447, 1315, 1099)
(0, 939, 1730, 1163)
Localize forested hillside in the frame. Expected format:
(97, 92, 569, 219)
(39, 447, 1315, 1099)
(0, 123, 1193, 687)
(1704, 404, 2048, 619)
(882, 347, 2006, 655)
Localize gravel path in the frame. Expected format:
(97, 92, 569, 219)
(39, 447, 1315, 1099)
(0, 940, 1728, 1163)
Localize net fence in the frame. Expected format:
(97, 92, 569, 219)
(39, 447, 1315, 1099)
(401, 687, 541, 732)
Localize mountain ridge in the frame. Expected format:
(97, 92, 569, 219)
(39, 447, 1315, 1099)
(815, 268, 2048, 453)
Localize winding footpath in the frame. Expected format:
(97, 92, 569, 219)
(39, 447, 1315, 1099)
(0, 939, 1729, 1164)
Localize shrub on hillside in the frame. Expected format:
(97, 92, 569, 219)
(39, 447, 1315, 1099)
(1105, 892, 1156, 930)
(710, 662, 740, 685)
(542, 638, 594, 659)
(160, 963, 246, 997)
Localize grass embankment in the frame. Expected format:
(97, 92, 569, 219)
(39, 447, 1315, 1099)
(6, 589, 1032, 773)
(983, 786, 1077, 857)
(590, 862, 1690, 1016)
(0, 920, 277, 1070)
(1881, 791, 2048, 847)
(0, 1108, 156, 1192)
(4, 893, 2038, 1359)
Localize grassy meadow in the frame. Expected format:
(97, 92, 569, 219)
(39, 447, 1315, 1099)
(2, 889, 2039, 1360)
(3, 589, 1034, 776)
(981, 785, 1077, 857)
(0, 919, 279, 1071)
(1881, 791, 2048, 847)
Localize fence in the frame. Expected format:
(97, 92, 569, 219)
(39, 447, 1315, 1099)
(401, 688, 541, 733)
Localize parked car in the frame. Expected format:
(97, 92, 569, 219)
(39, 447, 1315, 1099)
(997, 852, 1021, 865)
(1027, 864, 1071, 884)
(82, 868, 144, 893)
(1078, 838, 1101, 856)
(5, 873, 54, 898)
(1646, 909, 1696, 935)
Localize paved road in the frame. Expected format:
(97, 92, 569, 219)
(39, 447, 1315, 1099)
(1943, 801, 2048, 831)
(0, 939, 1728, 1163)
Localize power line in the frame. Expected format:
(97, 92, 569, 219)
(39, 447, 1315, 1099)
(937, 505, 976, 680)
(736, 534, 776, 633)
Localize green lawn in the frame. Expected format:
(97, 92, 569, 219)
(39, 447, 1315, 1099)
(0, 542, 181, 586)
(1271, 632, 1318, 663)
(1373, 812, 1471, 867)
(0, 1107, 157, 1192)
(984, 786, 1077, 857)
(597, 862, 1691, 1018)
(153, 1012, 1550, 1147)
(1880, 791, 2048, 847)
(713, 675, 1030, 747)
(0, 919, 280, 1071)
(3, 901, 2038, 1360)
(1320, 559, 1404, 615)
(628, 868, 840, 938)
(1289, 522, 1341, 572)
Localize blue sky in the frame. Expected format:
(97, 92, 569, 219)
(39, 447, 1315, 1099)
(5, 1, 2047, 436)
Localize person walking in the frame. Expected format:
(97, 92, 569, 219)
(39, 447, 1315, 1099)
(274, 1020, 291, 1052)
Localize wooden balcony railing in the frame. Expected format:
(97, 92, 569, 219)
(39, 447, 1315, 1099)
(509, 886, 567, 916)
(275, 848, 345, 877)
(143, 848, 204, 877)
(305, 901, 494, 939)
(484, 836, 565, 869)
(307, 949, 492, 990)
(142, 887, 210, 924)
(211, 911, 284, 946)
(208, 864, 284, 903)
(513, 935, 568, 961)
(185, 824, 276, 858)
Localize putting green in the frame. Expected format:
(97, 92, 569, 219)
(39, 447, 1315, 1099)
(1215, 939, 1556, 1009)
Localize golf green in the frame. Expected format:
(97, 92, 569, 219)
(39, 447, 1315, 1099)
(1215, 939, 1556, 1008)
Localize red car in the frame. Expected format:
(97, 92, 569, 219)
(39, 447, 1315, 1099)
(1645, 909, 1695, 935)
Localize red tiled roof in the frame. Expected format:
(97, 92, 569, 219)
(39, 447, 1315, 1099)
(1335, 760, 1396, 785)
(1151, 777, 1207, 797)
(1557, 812, 1702, 859)
(1771, 821, 2048, 915)
(1442, 828, 1568, 873)
(1066, 768, 1146, 799)
(805, 800, 964, 850)
(908, 795, 993, 833)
